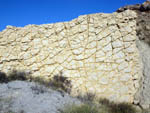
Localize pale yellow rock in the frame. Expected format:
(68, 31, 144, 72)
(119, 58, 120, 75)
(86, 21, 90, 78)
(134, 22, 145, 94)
(113, 51, 125, 59)
(0, 10, 142, 104)
(21, 36, 31, 43)
(120, 74, 132, 82)
(119, 95, 131, 102)
(30, 49, 40, 56)
(99, 76, 108, 85)
(123, 34, 136, 41)
(96, 50, 105, 57)
(118, 61, 129, 71)
(102, 43, 112, 52)
(112, 39, 123, 48)
(21, 45, 30, 51)
(30, 63, 39, 71)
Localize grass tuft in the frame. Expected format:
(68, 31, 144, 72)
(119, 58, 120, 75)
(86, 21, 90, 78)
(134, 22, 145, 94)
(0, 70, 30, 83)
(0, 71, 8, 83)
(7, 70, 29, 81)
(61, 104, 99, 113)
(61, 98, 139, 113)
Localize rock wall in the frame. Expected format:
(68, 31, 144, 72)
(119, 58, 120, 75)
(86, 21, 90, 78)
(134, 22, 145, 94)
(134, 11, 150, 109)
(0, 10, 143, 104)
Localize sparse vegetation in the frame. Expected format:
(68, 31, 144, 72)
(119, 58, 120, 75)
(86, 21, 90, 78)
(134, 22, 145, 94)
(30, 84, 48, 95)
(0, 70, 72, 94)
(32, 71, 72, 94)
(61, 104, 99, 113)
(49, 71, 72, 94)
(76, 92, 96, 104)
(99, 98, 137, 113)
(0, 70, 30, 83)
(142, 109, 150, 113)
(0, 71, 8, 83)
(7, 70, 29, 81)
(0, 70, 150, 113)
(61, 98, 140, 113)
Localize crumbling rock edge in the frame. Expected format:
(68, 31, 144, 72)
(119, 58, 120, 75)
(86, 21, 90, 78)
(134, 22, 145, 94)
(116, 1, 150, 12)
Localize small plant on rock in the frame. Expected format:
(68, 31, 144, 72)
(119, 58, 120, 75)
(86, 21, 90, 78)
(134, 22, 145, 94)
(77, 92, 96, 104)
(31, 71, 72, 94)
(61, 104, 99, 113)
(99, 98, 137, 113)
(0, 71, 8, 83)
(48, 71, 72, 94)
(7, 70, 29, 81)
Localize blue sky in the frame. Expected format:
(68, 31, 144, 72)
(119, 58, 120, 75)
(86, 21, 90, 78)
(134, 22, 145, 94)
(0, 0, 145, 31)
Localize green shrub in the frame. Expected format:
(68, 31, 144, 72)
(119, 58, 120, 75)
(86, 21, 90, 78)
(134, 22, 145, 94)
(61, 104, 99, 113)
(77, 92, 96, 103)
(0, 70, 72, 94)
(0, 70, 30, 83)
(61, 98, 138, 113)
(30, 84, 47, 95)
(99, 98, 137, 113)
(47, 71, 72, 93)
(141, 109, 150, 113)
(0, 71, 8, 83)
(32, 71, 72, 94)
(7, 70, 29, 81)
(110, 102, 136, 113)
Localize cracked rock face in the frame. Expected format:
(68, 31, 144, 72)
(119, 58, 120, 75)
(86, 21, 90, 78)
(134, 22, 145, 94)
(116, 1, 150, 109)
(0, 10, 142, 103)
(1, 3, 150, 107)
(0, 81, 81, 113)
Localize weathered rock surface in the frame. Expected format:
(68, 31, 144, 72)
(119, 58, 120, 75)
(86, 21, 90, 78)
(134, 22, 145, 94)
(116, 1, 150, 109)
(0, 81, 81, 113)
(117, 1, 150, 12)
(0, 2, 150, 109)
(0, 10, 141, 104)
(134, 10, 150, 109)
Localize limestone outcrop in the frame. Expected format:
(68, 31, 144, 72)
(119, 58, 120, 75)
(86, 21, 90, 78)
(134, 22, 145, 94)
(0, 3, 150, 108)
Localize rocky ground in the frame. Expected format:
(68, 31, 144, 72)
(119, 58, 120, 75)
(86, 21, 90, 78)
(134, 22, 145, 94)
(0, 81, 81, 113)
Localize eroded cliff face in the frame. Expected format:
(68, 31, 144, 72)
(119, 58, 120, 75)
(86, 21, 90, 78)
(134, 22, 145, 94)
(134, 11, 150, 109)
(0, 7, 148, 107)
